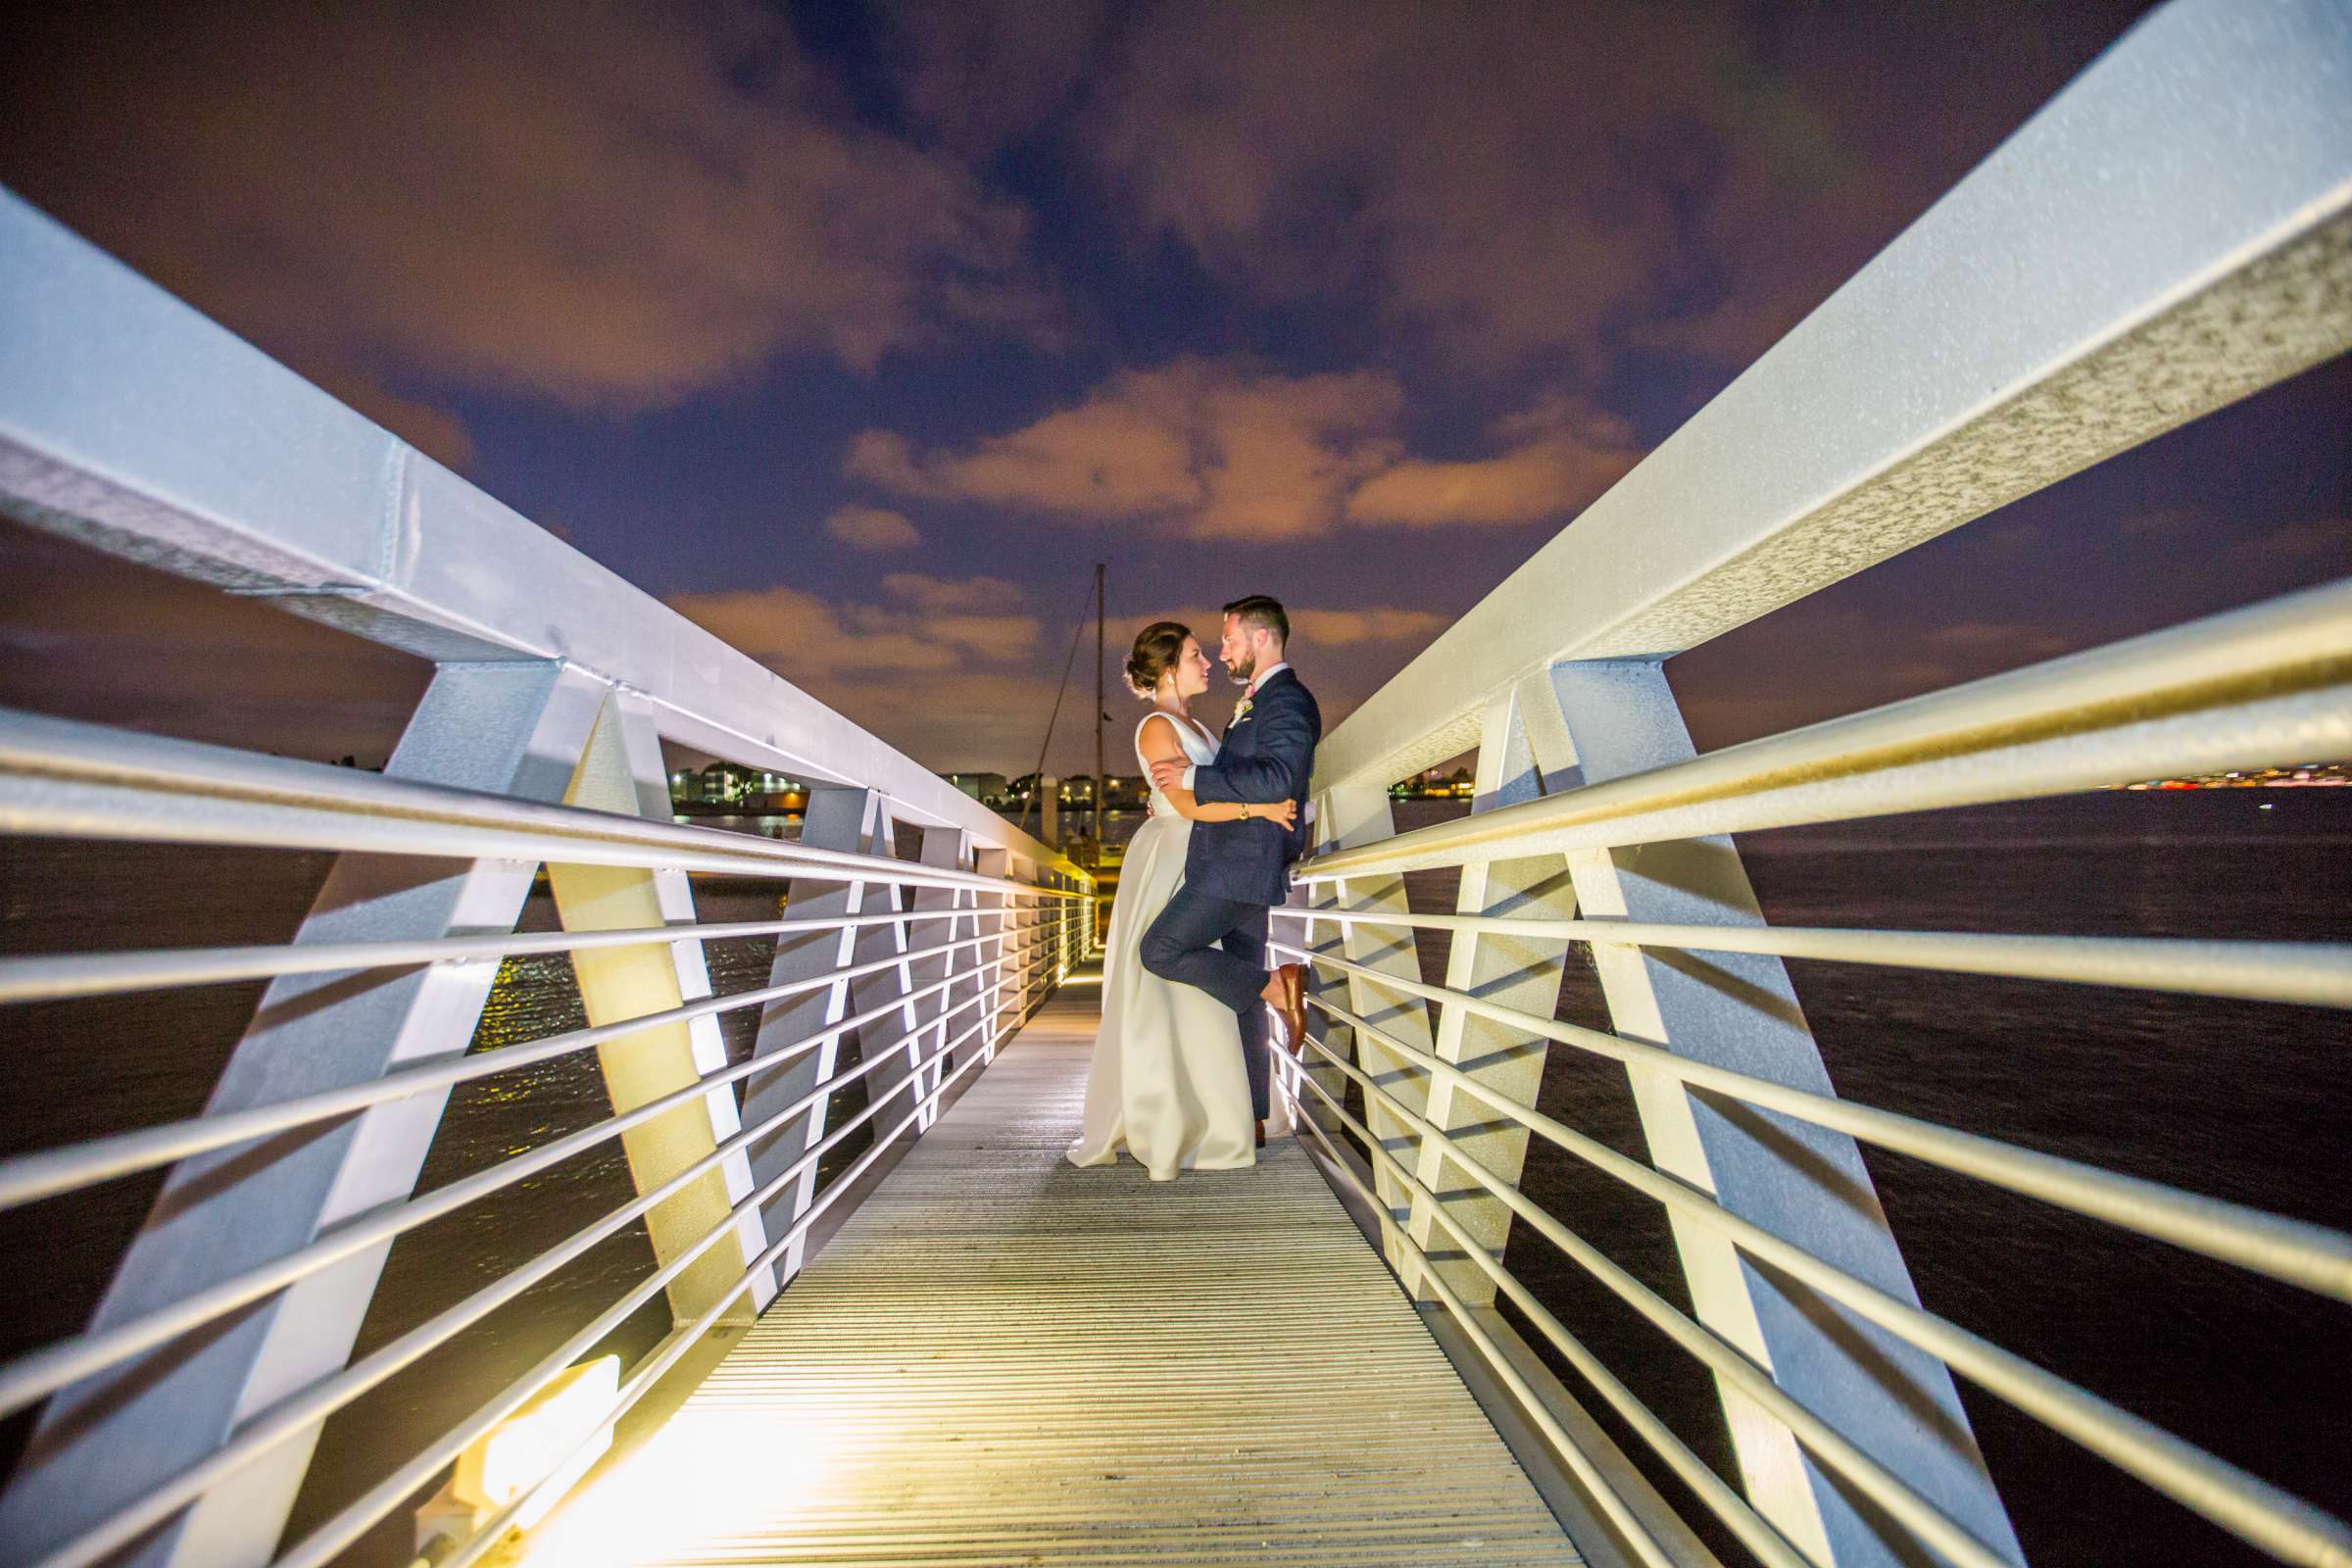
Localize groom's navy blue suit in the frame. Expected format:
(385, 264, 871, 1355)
(1140, 665, 1320, 1120)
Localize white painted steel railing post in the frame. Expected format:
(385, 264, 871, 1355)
(1033, 884, 1049, 996)
(1305, 781, 1436, 1280)
(841, 798, 925, 1138)
(1044, 878, 1057, 982)
(545, 690, 772, 1327)
(1403, 672, 1585, 1306)
(1018, 886, 1043, 1013)
(973, 847, 1014, 1056)
(1544, 660, 2022, 1568)
(907, 826, 976, 1130)
(741, 787, 885, 1285)
(0, 662, 609, 1568)
(1042, 880, 1057, 987)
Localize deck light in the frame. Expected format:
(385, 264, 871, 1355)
(415, 1356, 619, 1556)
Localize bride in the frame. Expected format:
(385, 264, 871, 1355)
(1066, 621, 1298, 1179)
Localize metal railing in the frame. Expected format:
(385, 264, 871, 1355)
(0, 2, 2344, 1567)
(0, 184, 1093, 1568)
(1274, 4, 2352, 1568)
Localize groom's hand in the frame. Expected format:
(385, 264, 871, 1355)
(1149, 757, 1188, 795)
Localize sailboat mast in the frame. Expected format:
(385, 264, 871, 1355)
(1094, 561, 1105, 851)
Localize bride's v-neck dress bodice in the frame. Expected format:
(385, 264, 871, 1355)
(1065, 711, 1257, 1178)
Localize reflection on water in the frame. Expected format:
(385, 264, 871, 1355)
(1, 791, 2344, 1566)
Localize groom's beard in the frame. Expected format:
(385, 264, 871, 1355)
(1226, 653, 1254, 684)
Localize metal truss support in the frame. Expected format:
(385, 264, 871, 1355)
(1306, 782, 1436, 1279)
(545, 690, 774, 1327)
(739, 788, 908, 1286)
(1403, 673, 1583, 1304)
(0, 661, 606, 1568)
(972, 846, 1016, 1055)
(1548, 659, 2021, 1568)
(907, 827, 979, 1115)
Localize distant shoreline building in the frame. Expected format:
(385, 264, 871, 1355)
(942, 771, 1008, 805)
(1393, 766, 1476, 801)
(2113, 762, 2346, 789)
(669, 762, 808, 812)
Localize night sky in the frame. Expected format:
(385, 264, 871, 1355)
(1, 1, 2345, 775)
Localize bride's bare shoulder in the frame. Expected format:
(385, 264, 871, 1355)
(1134, 710, 1187, 758)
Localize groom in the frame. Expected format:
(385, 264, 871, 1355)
(1141, 595, 1320, 1147)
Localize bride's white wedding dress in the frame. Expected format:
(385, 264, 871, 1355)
(1065, 712, 1256, 1179)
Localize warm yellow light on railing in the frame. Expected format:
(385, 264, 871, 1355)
(472, 1357, 618, 1527)
(416, 1356, 618, 1553)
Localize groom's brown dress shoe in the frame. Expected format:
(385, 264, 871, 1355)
(1255, 1119, 1267, 1150)
(1273, 962, 1309, 1060)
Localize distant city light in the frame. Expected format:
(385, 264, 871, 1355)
(2112, 761, 2347, 791)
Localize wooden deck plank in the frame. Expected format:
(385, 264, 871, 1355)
(518, 982, 1585, 1567)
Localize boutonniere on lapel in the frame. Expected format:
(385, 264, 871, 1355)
(1230, 695, 1254, 725)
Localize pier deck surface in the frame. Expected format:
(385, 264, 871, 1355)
(519, 978, 1583, 1566)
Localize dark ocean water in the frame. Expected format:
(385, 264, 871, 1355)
(0, 788, 2345, 1566)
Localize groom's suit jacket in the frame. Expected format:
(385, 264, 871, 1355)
(1185, 666, 1321, 907)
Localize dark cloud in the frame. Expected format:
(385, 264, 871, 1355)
(0, 0, 1054, 410)
(885, 0, 1110, 159)
(893, 0, 2146, 373)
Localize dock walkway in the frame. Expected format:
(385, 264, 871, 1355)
(519, 979, 1584, 1567)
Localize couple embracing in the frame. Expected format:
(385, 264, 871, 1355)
(1067, 595, 1320, 1180)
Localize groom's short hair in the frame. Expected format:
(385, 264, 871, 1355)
(1222, 595, 1289, 645)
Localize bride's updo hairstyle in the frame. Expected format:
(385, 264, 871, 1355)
(1124, 620, 1191, 700)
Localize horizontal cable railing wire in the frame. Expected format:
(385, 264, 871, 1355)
(1270, 1052, 1812, 1568)
(1278, 993, 2352, 1567)
(1285, 1058, 1985, 1568)
(0, 956, 1018, 1414)
(1271, 907, 2352, 1010)
(1274, 940, 2352, 1300)
(0, 909, 966, 1004)
(0, 928, 1014, 1209)
(27, 996, 1002, 1568)
(0, 707, 1094, 900)
(286, 1008, 1004, 1568)
(1298, 577, 2352, 881)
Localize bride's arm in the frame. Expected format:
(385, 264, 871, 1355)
(1138, 717, 1298, 829)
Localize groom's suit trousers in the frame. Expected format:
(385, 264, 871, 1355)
(1140, 887, 1272, 1120)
